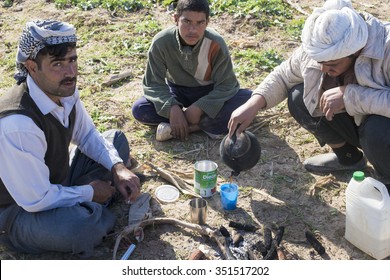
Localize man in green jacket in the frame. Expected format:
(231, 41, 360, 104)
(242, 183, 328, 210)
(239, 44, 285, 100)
(132, 0, 251, 141)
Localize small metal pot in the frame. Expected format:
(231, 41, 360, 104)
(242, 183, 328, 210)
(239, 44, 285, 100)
(219, 130, 261, 176)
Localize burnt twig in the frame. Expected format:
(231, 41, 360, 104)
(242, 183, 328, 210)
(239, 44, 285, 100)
(229, 221, 258, 232)
(219, 225, 236, 260)
(263, 226, 286, 260)
(305, 231, 326, 255)
(263, 227, 273, 251)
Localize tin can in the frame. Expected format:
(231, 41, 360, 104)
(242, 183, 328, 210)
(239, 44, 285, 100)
(194, 160, 218, 197)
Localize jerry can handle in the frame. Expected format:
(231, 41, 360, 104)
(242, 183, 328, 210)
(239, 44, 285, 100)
(366, 177, 390, 203)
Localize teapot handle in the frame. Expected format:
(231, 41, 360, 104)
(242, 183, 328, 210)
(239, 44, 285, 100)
(230, 124, 241, 142)
(229, 125, 240, 151)
(228, 125, 249, 158)
(229, 125, 244, 177)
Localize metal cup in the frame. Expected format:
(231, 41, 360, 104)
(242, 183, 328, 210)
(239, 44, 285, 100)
(189, 198, 207, 225)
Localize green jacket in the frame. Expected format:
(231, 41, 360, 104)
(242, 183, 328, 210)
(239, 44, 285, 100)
(142, 25, 240, 119)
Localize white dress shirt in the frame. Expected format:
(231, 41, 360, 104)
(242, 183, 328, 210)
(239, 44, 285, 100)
(0, 76, 123, 212)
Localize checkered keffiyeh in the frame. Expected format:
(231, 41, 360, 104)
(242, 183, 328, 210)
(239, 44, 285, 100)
(14, 20, 77, 84)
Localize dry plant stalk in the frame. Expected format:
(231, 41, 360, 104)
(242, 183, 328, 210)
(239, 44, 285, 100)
(252, 188, 286, 205)
(284, 0, 309, 15)
(309, 175, 338, 196)
(146, 162, 200, 198)
(102, 70, 133, 86)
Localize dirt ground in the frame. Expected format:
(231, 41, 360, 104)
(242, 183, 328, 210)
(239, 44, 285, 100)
(1, 0, 390, 260)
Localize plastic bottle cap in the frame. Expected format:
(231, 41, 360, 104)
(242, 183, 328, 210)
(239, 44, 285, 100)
(353, 171, 365, 181)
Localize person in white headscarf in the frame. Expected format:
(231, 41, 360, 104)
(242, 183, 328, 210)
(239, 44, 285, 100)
(0, 19, 141, 258)
(301, 0, 368, 62)
(227, 0, 390, 185)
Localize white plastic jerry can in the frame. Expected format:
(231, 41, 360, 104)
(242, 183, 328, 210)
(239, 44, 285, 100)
(345, 171, 390, 259)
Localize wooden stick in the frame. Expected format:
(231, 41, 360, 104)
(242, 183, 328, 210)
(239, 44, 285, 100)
(189, 249, 206, 260)
(276, 246, 287, 260)
(113, 217, 230, 260)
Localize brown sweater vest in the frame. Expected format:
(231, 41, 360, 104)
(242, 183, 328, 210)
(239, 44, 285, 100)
(0, 83, 75, 207)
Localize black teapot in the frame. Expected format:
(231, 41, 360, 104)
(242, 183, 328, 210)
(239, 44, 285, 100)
(219, 130, 261, 176)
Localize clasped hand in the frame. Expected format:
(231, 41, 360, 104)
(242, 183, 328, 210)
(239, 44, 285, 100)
(112, 163, 141, 204)
(91, 163, 141, 205)
(320, 86, 346, 121)
(169, 105, 202, 141)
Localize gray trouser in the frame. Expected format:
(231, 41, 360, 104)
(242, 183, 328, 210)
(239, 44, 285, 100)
(288, 83, 390, 182)
(0, 129, 129, 258)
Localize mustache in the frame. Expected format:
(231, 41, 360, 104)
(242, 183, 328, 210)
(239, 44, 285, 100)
(60, 77, 76, 85)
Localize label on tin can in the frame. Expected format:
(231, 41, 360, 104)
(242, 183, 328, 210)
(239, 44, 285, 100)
(194, 160, 218, 197)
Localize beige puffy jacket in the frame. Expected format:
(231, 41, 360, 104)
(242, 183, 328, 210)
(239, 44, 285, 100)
(253, 12, 390, 126)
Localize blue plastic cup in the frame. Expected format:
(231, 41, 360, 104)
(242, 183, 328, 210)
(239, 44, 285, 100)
(220, 183, 239, 210)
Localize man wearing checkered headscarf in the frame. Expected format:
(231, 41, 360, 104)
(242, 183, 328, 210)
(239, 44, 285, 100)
(14, 19, 77, 84)
(228, 0, 390, 184)
(0, 20, 142, 258)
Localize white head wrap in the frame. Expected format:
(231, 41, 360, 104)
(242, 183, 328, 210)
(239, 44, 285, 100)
(301, 0, 368, 62)
(15, 20, 77, 84)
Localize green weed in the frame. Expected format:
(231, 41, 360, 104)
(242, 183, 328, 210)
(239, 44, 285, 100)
(232, 48, 285, 87)
(53, 0, 292, 27)
(285, 17, 305, 40)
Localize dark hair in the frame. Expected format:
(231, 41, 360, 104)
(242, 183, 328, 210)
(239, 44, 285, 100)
(34, 42, 76, 68)
(176, 0, 210, 19)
